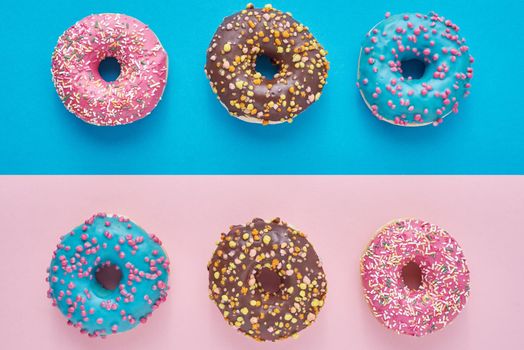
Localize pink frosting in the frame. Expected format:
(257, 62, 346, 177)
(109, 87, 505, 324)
(361, 218, 470, 336)
(51, 14, 168, 126)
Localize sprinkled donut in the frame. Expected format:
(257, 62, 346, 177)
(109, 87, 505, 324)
(357, 12, 474, 126)
(205, 4, 329, 125)
(46, 213, 170, 337)
(361, 218, 470, 336)
(51, 14, 168, 126)
(208, 218, 327, 341)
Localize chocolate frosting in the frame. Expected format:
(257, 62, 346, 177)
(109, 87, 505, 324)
(205, 4, 329, 124)
(208, 218, 327, 341)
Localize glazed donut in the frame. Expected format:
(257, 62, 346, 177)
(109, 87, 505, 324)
(205, 4, 329, 125)
(361, 218, 470, 336)
(46, 213, 170, 337)
(51, 14, 168, 126)
(208, 218, 327, 341)
(357, 12, 474, 126)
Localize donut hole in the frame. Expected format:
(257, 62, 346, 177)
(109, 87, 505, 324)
(255, 54, 280, 79)
(98, 57, 121, 82)
(402, 261, 423, 290)
(95, 262, 122, 291)
(256, 268, 282, 294)
(400, 58, 426, 80)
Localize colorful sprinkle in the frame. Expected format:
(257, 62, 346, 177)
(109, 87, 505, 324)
(51, 14, 168, 126)
(361, 218, 470, 336)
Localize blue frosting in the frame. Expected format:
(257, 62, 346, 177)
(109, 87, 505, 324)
(357, 12, 473, 126)
(47, 213, 170, 337)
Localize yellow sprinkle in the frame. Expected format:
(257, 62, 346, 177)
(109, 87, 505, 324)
(262, 235, 272, 244)
(228, 241, 237, 248)
(223, 43, 232, 52)
(241, 307, 249, 315)
(284, 313, 293, 321)
(213, 271, 220, 279)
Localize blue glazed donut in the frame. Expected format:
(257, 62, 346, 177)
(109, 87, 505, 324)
(47, 213, 170, 337)
(357, 12, 474, 126)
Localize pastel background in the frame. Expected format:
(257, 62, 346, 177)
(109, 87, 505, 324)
(1, 0, 523, 174)
(0, 176, 522, 349)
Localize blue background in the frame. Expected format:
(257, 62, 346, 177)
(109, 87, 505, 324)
(1, 0, 523, 174)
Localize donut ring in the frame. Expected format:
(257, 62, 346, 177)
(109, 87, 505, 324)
(357, 12, 474, 126)
(51, 14, 168, 126)
(46, 213, 170, 337)
(361, 218, 470, 336)
(208, 218, 327, 341)
(205, 4, 329, 125)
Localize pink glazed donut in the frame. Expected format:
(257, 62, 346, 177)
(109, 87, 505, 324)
(51, 14, 168, 126)
(361, 218, 470, 336)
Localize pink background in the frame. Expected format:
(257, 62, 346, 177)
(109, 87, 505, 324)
(0, 176, 522, 349)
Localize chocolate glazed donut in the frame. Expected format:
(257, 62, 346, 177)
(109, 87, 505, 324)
(205, 4, 329, 125)
(208, 218, 327, 341)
